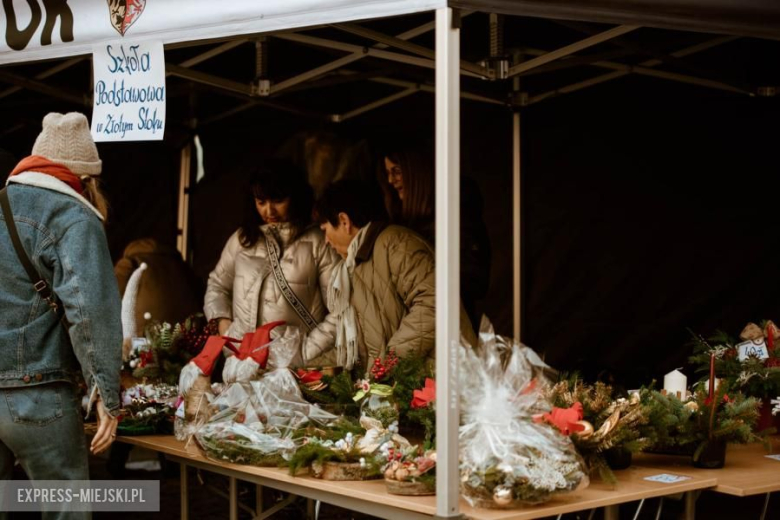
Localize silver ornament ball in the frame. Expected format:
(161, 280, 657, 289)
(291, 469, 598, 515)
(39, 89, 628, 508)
(493, 486, 513, 506)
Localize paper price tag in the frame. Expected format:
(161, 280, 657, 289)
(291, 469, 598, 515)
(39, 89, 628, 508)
(765, 455, 780, 462)
(644, 474, 691, 484)
(737, 340, 769, 361)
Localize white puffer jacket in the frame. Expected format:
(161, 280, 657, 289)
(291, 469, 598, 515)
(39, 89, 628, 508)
(204, 223, 339, 360)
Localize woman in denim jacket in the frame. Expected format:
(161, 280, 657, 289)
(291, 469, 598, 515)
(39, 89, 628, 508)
(0, 113, 122, 494)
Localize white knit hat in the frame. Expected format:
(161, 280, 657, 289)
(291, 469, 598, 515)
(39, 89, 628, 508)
(32, 112, 102, 176)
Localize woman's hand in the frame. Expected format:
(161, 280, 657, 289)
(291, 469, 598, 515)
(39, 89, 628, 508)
(218, 318, 233, 336)
(91, 397, 118, 455)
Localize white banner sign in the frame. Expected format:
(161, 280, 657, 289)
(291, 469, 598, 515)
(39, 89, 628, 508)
(0, 0, 442, 65)
(91, 40, 165, 142)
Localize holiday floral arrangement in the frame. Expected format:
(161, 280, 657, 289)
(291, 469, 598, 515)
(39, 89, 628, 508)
(350, 350, 430, 433)
(127, 314, 218, 385)
(353, 351, 401, 427)
(407, 378, 436, 448)
(195, 326, 338, 466)
(382, 444, 436, 496)
(296, 368, 359, 417)
(196, 417, 297, 466)
(688, 321, 780, 402)
(640, 378, 765, 467)
(380, 378, 437, 494)
(546, 378, 650, 485)
(117, 383, 178, 435)
(459, 318, 588, 508)
(637, 386, 697, 452)
(287, 416, 406, 480)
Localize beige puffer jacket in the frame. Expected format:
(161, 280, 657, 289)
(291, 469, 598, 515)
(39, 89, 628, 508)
(204, 223, 339, 357)
(303, 222, 475, 371)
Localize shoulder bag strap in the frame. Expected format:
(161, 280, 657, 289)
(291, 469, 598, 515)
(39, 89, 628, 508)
(0, 187, 63, 314)
(263, 229, 318, 332)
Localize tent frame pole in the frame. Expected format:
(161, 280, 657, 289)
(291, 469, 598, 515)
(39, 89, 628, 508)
(525, 36, 742, 104)
(370, 76, 504, 105)
(176, 144, 192, 262)
(0, 57, 84, 100)
(332, 22, 488, 78)
(332, 87, 418, 122)
(271, 19, 436, 94)
(276, 32, 485, 78)
(513, 111, 522, 341)
(507, 25, 639, 77)
(435, 6, 462, 519)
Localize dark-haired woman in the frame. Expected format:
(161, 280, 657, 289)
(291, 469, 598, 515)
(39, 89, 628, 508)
(204, 161, 338, 360)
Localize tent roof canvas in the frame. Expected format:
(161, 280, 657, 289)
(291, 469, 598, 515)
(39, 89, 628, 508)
(0, 0, 444, 65)
(2, 0, 779, 66)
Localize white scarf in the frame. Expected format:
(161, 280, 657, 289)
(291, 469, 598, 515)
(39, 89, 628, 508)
(327, 223, 371, 370)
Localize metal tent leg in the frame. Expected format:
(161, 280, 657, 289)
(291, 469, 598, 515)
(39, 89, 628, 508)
(759, 492, 771, 520)
(632, 499, 645, 520)
(654, 497, 664, 520)
(434, 5, 462, 520)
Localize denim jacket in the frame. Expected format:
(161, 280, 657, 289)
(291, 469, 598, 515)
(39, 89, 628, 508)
(0, 173, 122, 414)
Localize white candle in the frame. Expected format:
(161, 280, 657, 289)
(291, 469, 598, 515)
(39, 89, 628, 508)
(664, 369, 687, 399)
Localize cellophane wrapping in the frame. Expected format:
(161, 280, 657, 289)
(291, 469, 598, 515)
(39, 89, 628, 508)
(459, 317, 589, 508)
(196, 326, 336, 465)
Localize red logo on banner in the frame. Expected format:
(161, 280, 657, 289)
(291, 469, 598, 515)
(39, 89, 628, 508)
(107, 0, 146, 36)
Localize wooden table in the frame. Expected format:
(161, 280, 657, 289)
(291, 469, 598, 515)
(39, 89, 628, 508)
(633, 440, 780, 520)
(117, 435, 718, 520)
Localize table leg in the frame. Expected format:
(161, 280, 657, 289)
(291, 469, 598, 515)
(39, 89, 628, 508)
(683, 490, 698, 520)
(759, 492, 771, 520)
(307, 498, 315, 520)
(254, 494, 296, 520)
(256, 484, 263, 515)
(604, 504, 620, 520)
(180, 464, 189, 520)
(229, 477, 238, 520)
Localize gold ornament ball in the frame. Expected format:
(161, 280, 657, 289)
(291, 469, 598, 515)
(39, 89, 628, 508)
(493, 486, 513, 506)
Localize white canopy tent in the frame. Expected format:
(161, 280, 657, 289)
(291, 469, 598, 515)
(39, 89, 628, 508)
(2, 1, 778, 518)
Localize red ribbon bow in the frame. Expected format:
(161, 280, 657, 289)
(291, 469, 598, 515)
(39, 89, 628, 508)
(296, 369, 323, 384)
(191, 321, 285, 374)
(237, 321, 285, 368)
(534, 402, 585, 436)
